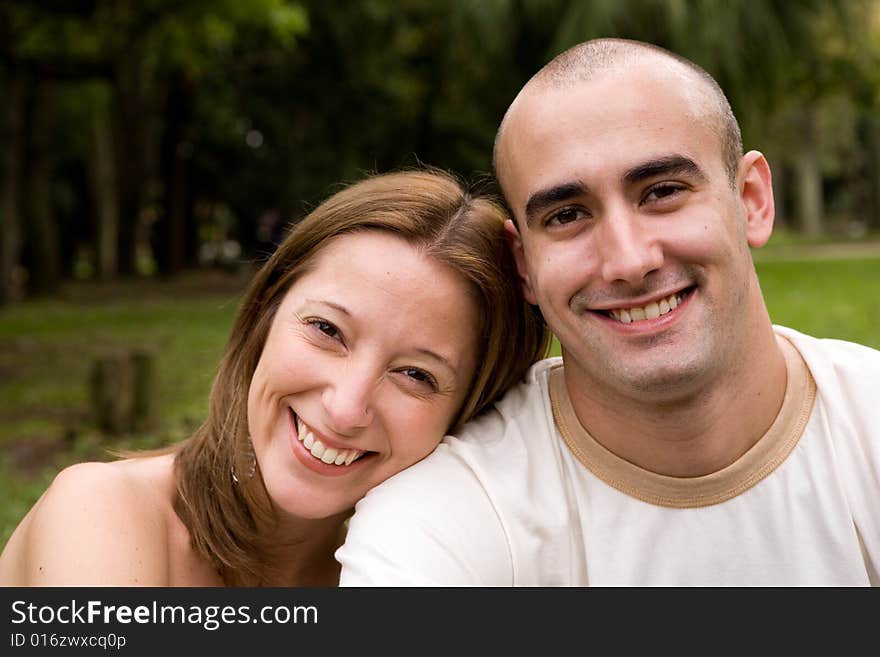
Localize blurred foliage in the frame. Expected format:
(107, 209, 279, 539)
(0, 0, 879, 297)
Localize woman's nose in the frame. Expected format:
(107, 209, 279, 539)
(320, 365, 376, 434)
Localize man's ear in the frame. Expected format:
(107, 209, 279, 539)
(504, 219, 538, 305)
(738, 150, 775, 248)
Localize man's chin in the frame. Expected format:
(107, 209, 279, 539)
(602, 354, 715, 403)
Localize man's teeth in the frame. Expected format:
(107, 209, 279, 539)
(608, 292, 682, 324)
(296, 417, 364, 466)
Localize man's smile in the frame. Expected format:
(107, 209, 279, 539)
(598, 287, 695, 324)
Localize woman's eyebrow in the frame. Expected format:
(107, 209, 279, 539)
(414, 348, 456, 375)
(304, 300, 458, 375)
(304, 299, 351, 316)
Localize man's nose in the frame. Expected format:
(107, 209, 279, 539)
(597, 206, 663, 284)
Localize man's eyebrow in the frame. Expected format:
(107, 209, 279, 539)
(623, 155, 707, 185)
(523, 181, 589, 226)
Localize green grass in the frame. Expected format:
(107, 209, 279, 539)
(0, 277, 243, 545)
(0, 295, 240, 442)
(757, 258, 880, 348)
(1, 254, 878, 548)
(762, 226, 880, 247)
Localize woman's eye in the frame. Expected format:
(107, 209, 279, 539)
(398, 367, 438, 392)
(308, 319, 341, 340)
(546, 207, 585, 226)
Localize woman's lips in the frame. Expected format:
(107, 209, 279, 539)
(287, 409, 374, 475)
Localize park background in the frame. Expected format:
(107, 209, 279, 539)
(2, 0, 880, 546)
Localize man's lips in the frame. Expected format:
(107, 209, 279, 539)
(589, 286, 695, 325)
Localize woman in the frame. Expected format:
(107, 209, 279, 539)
(0, 168, 549, 586)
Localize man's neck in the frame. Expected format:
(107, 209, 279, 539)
(563, 329, 788, 477)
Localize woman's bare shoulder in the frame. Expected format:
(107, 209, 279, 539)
(0, 455, 176, 586)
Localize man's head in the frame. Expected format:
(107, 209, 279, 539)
(495, 38, 776, 403)
(494, 38, 743, 198)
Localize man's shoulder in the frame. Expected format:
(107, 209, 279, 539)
(525, 355, 564, 381)
(774, 325, 880, 374)
(455, 356, 561, 443)
(775, 325, 880, 424)
(520, 355, 564, 392)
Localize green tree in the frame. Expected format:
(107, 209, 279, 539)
(473, 0, 877, 235)
(0, 0, 308, 294)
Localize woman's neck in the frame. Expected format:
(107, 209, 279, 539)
(256, 511, 351, 586)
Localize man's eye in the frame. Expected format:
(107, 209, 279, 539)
(547, 207, 585, 226)
(644, 184, 685, 203)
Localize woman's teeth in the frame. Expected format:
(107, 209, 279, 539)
(296, 416, 364, 466)
(608, 292, 683, 324)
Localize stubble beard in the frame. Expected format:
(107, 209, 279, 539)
(568, 323, 717, 405)
(565, 271, 745, 405)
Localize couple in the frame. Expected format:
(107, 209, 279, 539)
(3, 38, 878, 587)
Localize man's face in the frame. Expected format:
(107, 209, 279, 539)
(499, 63, 771, 402)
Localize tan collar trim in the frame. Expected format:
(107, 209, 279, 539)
(550, 335, 816, 508)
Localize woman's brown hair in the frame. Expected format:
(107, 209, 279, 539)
(173, 168, 550, 585)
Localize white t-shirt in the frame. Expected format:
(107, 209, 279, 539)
(337, 326, 880, 586)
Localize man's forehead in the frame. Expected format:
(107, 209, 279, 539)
(497, 62, 720, 192)
(521, 59, 711, 122)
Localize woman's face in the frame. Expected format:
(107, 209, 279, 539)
(247, 230, 479, 520)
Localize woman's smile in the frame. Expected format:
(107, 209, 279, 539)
(288, 408, 374, 476)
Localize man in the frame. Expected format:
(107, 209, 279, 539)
(336, 38, 880, 585)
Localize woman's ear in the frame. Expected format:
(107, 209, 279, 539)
(504, 219, 538, 305)
(738, 150, 775, 248)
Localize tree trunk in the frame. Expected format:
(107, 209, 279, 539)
(765, 148, 787, 230)
(795, 105, 824, 237)
(24, 78, 61, 296)
(90, 85, 119, 279)
(130, 348, 156, 432)
(111, 52, 149, 277)
(0, 68, 24, 305)
(90, 352, 132, 436)
(154, 72, 194, 276)
(864, 111, 880, 232)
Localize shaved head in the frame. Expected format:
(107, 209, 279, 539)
(493, 38, 742, 200)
